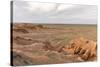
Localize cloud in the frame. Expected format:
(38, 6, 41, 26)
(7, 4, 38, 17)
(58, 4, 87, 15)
(27, 2, 57, 12)
(57, 4, 74, 11)
(13, 1, 97, 24)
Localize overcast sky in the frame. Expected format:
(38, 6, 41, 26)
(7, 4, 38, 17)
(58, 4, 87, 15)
(13, 1, 97, 24)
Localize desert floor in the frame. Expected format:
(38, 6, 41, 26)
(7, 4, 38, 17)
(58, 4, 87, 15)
(11, 23, 97, 66)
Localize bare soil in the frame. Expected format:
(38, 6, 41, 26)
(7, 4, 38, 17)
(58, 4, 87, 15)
(11, 23, 97, 66)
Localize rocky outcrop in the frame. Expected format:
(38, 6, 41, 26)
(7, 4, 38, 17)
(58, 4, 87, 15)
(62, 37, 97, 61)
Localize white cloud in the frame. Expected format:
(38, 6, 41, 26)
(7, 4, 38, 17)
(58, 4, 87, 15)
(57, 4, 74, 11)
(13, 1, 97, 24)
(27, 2, 57, 12)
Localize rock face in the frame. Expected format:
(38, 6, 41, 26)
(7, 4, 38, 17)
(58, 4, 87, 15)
(62, 37, 97, 60)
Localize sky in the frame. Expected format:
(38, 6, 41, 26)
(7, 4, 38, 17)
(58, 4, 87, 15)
(13, 1, 98, 24)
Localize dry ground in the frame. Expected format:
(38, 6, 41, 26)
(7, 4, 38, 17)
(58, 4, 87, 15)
(11, 23, 97, 66)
